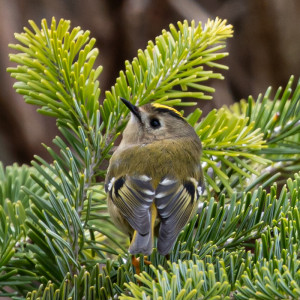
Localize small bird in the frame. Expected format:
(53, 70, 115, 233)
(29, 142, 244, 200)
(105, 98, 204, 258)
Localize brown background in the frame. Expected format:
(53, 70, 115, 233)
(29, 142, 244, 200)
(1, 0, 300, 166)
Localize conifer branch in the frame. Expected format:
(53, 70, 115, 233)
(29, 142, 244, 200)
(4, 15, 300, 300)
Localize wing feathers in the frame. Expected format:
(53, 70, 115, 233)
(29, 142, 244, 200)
(156, 177, 200, 255)
(108, 174, 203, 255)
(110, 175, 155, 235)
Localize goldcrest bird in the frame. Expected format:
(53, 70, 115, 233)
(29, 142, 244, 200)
(105, 98, 204, 256)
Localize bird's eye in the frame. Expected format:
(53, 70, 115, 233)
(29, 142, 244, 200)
(150, 118, 161, 129)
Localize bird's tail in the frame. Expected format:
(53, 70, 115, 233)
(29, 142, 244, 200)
(129, 231, 152, 255)
(129, 204, 157, 255)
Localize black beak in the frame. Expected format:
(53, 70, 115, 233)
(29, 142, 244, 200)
(120, 97, 142, 122)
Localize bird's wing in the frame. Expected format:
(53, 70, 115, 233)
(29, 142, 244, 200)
(155, 177, 204, 255)
(105, 175, 155, 235)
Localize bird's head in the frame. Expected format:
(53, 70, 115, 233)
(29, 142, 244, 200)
(120, 97, 198, 146)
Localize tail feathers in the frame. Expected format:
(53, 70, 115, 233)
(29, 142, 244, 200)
(157, 234, 177, 256)
(129, 231, 153, 255)
(129, 228, 176, 256)
(157, 221, 179, 255)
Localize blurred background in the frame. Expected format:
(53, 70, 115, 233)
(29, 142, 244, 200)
(0, 0, 300, 166)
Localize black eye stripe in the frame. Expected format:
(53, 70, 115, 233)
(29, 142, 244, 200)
(150, 118, 161, 128)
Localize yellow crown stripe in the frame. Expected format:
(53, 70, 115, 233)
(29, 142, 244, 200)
(151, 103, 183, 117)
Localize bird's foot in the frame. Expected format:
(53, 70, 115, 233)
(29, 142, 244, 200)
(131, 255, 151, 275)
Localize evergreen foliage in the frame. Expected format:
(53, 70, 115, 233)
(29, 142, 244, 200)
(1, 16, 300, 299)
